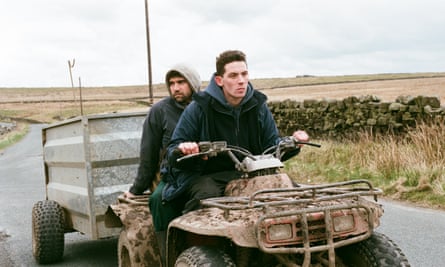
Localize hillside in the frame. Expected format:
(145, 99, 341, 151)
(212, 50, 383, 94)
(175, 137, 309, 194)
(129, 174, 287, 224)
(0, 72, 444, 124)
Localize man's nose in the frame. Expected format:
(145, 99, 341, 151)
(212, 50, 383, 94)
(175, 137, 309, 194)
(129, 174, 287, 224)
(172, 82, 180, 90)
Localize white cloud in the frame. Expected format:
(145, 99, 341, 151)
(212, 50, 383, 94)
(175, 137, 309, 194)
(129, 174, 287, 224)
(0, 0, 444, 87)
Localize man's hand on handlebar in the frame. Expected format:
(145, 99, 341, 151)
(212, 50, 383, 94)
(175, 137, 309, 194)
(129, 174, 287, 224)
(178, 142, 208, 160)
(292, 130, 309, 147)
(178, 142, 199, 155)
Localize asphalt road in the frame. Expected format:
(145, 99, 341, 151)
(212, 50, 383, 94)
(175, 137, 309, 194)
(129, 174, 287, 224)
(0, 124, 117, 267)
(378, 198, 445, 267)
(1, 124, 445, 267)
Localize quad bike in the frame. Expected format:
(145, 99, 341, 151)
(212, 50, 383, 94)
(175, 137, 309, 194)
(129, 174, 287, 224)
(108, 137, 410, 267)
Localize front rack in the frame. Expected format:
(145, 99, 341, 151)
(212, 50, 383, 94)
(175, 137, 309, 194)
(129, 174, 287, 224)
(201, 179, 383, 267)
(201, 179, 382, 217)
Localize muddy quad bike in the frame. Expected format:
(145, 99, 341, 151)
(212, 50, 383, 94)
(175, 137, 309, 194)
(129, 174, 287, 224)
(108, 137, 410, 267)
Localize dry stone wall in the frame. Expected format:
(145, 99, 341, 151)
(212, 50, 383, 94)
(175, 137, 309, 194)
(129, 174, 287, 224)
(0, 122, 16, 136)
(268, 95, 444, 139)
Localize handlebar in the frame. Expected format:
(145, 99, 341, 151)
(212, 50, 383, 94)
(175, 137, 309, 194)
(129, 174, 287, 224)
(176, 137, 321, 163)
(176, 141, 256, 162)
(280, 136, 321, 148)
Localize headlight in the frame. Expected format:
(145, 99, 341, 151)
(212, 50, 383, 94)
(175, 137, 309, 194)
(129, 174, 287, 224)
(268, 223, 293, 241)
(333, 214, 355, 232)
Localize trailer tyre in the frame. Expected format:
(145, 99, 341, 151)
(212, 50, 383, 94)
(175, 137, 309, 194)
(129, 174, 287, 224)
(337, 231, 410, 267)
(32, 200, 65, 264)
(175, 246, 235, 267)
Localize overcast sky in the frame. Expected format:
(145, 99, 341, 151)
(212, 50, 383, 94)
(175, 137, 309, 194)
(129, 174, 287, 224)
(1, 0, 444, 88)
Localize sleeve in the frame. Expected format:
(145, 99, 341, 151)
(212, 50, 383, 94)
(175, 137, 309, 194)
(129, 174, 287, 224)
(129, 107, 163, 194)
(167, 102, 202, 169)
(260, 102, 300, 161)
(259, 102, 281, 149)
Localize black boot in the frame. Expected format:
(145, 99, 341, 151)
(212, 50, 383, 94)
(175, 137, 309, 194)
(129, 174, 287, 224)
(155, 231, 167, 266)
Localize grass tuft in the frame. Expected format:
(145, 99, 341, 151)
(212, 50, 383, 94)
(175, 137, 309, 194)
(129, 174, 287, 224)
(0, 123, 29, 151)
(286, 118, 445, 209)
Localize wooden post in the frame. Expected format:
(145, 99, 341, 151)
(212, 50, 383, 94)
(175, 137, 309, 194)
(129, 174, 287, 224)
(68, 59, 76, 102)
(79, 77, 84, 116)
(144, 0, 153, 104)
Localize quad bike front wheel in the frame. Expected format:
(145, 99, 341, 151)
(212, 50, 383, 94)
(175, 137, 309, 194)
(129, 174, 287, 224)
(337, 231, 411, 267)
(175, 246, 236, 267)
(32, 200, 65, 264)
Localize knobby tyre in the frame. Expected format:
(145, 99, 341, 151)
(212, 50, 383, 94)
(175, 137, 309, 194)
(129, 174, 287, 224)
(337, 231, 410, 267)
(175, 246, 235, 267)
(32, 200, 65, 264)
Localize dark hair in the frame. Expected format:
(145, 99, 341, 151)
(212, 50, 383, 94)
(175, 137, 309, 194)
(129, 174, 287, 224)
(216, 50, 247, 76)
(166, 70, 184, 82)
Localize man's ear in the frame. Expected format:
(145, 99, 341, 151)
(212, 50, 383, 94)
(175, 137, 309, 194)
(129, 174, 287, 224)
(215, 75, 223, 86)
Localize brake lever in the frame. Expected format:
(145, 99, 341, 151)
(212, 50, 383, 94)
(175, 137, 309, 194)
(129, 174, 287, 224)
(289, 136, 321, 148)
(295, 141, 321, 148)
(177, 151, 210, 162)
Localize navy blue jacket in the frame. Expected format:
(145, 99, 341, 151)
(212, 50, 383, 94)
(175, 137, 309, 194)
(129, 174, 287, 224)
(162, 74, 294, 201)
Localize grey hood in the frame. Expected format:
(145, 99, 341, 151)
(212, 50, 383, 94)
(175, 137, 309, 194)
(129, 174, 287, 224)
(165, 64, 201, 93)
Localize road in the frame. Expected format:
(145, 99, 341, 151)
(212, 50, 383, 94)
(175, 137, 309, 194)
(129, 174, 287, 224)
(1, 124, 445, 266)
(378, 198, 445, 267)
(0, 124, 117, 267)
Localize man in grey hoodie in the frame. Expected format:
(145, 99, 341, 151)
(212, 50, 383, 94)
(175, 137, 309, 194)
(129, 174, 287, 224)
(123, 64, 201, 262)
(125, 64, 201, 197)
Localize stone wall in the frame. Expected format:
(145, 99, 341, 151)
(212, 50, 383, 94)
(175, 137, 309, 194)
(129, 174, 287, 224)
(268, 95, 444, 139)
(0, 122, 16, 136)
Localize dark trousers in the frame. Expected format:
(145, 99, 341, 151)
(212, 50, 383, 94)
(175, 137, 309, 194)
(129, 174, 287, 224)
(150, 170, 241, 231)
(149, 180, 185, 231)
(183, 170, 241, 213)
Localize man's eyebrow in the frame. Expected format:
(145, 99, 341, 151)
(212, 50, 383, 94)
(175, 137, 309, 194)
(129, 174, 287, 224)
(228, 70, 248, 76)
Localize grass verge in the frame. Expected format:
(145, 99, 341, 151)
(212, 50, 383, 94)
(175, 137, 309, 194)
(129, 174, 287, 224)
(285, 118, 445, 210)
(0, 123, 29, 152)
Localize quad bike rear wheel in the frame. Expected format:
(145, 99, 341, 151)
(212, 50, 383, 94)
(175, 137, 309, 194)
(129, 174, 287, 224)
(118, 229, 162, 267)
(32, 200, 65, 264)
(175, 246, 235, 267)
(337, 231, 411, 267)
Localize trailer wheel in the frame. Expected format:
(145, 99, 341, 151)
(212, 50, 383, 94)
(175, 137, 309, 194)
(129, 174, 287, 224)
(32, 200, 65, 264)
(337, 231, 410, 267)
(175, 246, 235, 267)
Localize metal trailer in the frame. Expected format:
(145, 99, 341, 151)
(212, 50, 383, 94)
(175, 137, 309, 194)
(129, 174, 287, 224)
(32, 111, 147, 264)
